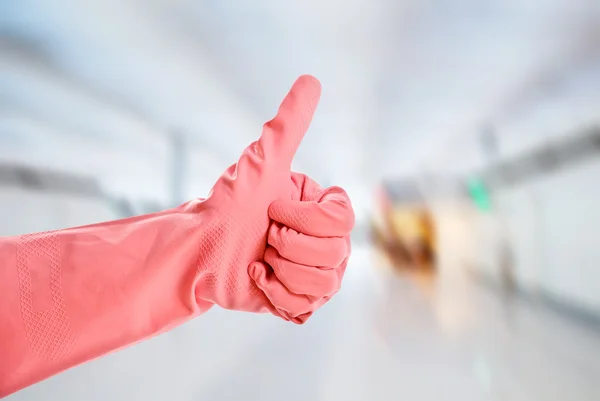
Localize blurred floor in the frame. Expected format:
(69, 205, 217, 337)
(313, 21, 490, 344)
(7, 246, 600, 401)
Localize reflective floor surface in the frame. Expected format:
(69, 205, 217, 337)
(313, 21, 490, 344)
(7, 246, 600, 401)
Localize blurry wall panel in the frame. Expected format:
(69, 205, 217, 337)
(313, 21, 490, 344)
(494, 186, 543, 292)
(429, 200, 478, 277)
(0, 188, 119, 236)
(536, 158, 600, 312)
(465, 137, 600, 315)
(418, 175, 480, 280)
(472, 212, 505, 282)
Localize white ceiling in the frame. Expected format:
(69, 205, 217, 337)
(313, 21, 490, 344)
(0, 0, 599, 202)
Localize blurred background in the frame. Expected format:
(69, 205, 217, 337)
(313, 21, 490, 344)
(2, 0, 600, 400)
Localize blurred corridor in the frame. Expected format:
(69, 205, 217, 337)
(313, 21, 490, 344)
(2, 0, 600, 400)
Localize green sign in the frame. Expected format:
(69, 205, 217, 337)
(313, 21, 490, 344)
(467, 177, 492, 212)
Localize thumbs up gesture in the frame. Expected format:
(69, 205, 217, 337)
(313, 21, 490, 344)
(195, 75, 355, 323)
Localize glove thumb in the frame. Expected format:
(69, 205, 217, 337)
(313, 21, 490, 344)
(257, 75, 321, 167)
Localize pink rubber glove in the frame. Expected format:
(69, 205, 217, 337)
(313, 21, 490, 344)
(0, 75, 355, 397)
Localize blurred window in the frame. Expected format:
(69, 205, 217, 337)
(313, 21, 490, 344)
(0, 163, 120, 235)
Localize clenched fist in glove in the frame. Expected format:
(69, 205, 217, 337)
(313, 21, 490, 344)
(250, 173, 353, 323)
(0, 75, 355, 396)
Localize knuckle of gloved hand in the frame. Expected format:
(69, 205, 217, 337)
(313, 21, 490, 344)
(311, 237, 344, 267)
(321, 185, 349, 200)
(264, 248, 285, 274)
(329, 244, 348, 267)
(276, 296, 312, 318)
(268, 223, 295, 253)
(325, 202, 354, 235)
(296, 268, 338, 299)
(344, 209, 356, 233)
(336, 198, 356, 232)
(272, 270, 330, 308)
(322, 272, 341, 296)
